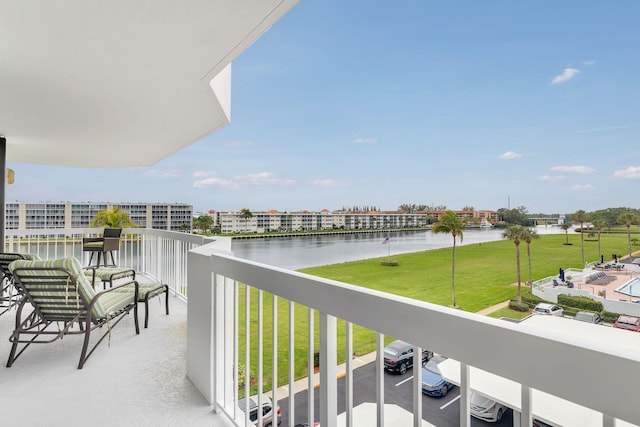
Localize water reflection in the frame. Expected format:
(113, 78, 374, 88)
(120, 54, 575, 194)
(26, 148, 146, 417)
(232, 225, 563, 270)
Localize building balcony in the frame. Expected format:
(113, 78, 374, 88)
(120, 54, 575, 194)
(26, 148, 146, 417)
(2, 228, 640, 427)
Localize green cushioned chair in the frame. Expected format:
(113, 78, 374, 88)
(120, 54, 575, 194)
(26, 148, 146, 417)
(0, 253, 41, 316)
(84, 267, 169, 328)
(82, 228, 122, 267)
(8, 257, 139, 369)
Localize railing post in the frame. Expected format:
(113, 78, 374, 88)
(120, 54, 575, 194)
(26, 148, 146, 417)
(320, 312, 337, 427)
(345, 322, 353, 427)
(460, 362, 470, 427)
(186, 251, 215, 404)
(520, 385, 531, 427)
(413, 347, 422, 427)
(307, 308, 315, 425)
(376, 333, 384, 427)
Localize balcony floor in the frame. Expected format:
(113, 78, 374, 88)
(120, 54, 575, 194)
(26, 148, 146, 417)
(0, 292, 232, 427)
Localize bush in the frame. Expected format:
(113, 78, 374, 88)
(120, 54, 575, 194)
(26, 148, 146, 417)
(560, 306, 579, 317)
(520, 290, 545, 309)
(557, 294, 603, 312)
(602, 310, 623, 324)
(508, 300, 530, 312)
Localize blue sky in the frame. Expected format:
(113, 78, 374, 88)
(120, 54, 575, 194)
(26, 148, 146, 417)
(8, 1, 640, 215)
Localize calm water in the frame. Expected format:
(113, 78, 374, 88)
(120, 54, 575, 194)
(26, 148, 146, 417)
(231, 225, 564, 270)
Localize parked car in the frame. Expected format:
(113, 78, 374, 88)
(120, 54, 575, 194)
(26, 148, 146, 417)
(532, 303, 563, 317)
(238, 394, 282, 426)
(469, 391, 507, 422)
(574, 311, 603, 324)
(383, 340, 433, 374)
(421, 355, 454, 397)
(613, 315, 640, 332)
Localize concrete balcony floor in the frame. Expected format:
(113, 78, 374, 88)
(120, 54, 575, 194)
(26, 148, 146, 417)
(0, 291, 231, 427)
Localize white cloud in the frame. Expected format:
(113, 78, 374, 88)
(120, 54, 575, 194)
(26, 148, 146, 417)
(551, 68, 580, 85)
(539, 175, 566, 182)
(193, 176, 238, 189)
(550, 165, 595, 174)
(569, 184, 594, 191)
(193, 171, 295, 189)
(311, 179, 339, 188)
(144, 169, 182, 178)
(193, 170, 216, 178)
(498, 151, 523, 160)
(353, 138, 376, 144)
(611, 166, 640, 180)
(235, 172, 296, 186)
(582, 59, 595, 66)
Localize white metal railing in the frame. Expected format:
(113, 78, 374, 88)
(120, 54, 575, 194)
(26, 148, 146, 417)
(3, 227, 217, 299)
(188, 243, 640, 427)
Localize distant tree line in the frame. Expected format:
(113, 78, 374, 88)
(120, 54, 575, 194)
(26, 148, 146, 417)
(398, 203, 447, 213)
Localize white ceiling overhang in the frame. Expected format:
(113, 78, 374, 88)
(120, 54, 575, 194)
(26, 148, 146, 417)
(0, 0, 298, 167)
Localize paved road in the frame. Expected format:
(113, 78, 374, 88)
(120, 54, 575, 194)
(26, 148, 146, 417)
(277, 361, 513, 426)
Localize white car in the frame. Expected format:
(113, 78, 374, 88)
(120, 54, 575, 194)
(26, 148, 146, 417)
(238, 394, 282, 426)
(469, 391, 507, 422)
(532, 303, 563, 317)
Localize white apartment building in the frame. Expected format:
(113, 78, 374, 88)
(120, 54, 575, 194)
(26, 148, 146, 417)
(215, 209, 499, 233)
(5, 202, 193, 231)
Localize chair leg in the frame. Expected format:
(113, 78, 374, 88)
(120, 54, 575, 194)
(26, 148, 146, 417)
(164, 285, 170, 315)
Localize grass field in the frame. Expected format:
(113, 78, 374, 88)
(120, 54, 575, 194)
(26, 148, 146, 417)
(238, 232, 635, 393)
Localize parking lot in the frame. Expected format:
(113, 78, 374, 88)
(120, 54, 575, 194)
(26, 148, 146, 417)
(278, 359, 513, 426)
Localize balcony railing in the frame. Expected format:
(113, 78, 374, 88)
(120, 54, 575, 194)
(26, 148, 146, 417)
(188, 241, 640, 427)
(3, 227, 217, 300)
(5, 229, 640, 426)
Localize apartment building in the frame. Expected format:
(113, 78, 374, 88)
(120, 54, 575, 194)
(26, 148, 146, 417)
(215, 209, 499, 233)
(5, 202, 193, 231)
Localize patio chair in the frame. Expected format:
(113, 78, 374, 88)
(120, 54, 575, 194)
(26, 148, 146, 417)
(82, 228, 122, 267)
(84, 266, 169, 328)
(0, 253, 41, 316)
(7, 257, 139, 369)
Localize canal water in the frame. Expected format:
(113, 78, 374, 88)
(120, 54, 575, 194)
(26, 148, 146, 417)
(231, 225, 564, 270)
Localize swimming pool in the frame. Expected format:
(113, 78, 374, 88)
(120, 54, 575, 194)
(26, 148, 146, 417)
(615, 277, 640, 297)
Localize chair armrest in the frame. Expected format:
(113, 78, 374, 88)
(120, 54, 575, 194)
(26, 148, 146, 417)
(82, 237, 103, 244)
(94, 280, 139, 302)
(102, 237, 121, 251)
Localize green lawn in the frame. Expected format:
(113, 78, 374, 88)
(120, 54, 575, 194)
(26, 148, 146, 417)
(238, 232, 633, 393)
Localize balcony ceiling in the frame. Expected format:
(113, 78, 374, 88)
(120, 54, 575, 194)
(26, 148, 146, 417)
(0, 0, 298, 167)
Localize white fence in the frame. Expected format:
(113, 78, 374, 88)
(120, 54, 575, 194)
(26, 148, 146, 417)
(3, 227, 216, 299)
(188, 242, 640, 427)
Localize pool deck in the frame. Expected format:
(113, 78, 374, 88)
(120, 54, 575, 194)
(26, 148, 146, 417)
(567, 258, 640, 301)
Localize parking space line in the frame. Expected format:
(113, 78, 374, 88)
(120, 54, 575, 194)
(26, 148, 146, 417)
(395, 375, 413, 387)
(440, 394, 460, 410)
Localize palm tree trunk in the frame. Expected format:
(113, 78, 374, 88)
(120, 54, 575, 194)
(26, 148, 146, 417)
(516, 244, 522, 304)
(451, 239, 456, 307)
(580, 222, 585, 266)
(597, 231, 602, 262)
(527, 243, 533, 287)
(628, 225, 632, 258)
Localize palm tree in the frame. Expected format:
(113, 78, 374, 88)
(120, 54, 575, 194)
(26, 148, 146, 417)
(591, 219, 605, 262)
(618, 212, 638, 258)
(90, 207, 136, 228)
(431, 210, 467, 308)
(504, 225, 527, 304)
(560, 222, 572, 245)
(522, 227, 539, 287)
(571, 210, 589, 266)
(239, 208, 253, 232)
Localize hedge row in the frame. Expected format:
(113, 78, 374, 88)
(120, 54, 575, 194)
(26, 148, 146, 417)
(508, 300, 529, 312)
(557, 294, 603, 312)
(518, 289, 624, 323)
